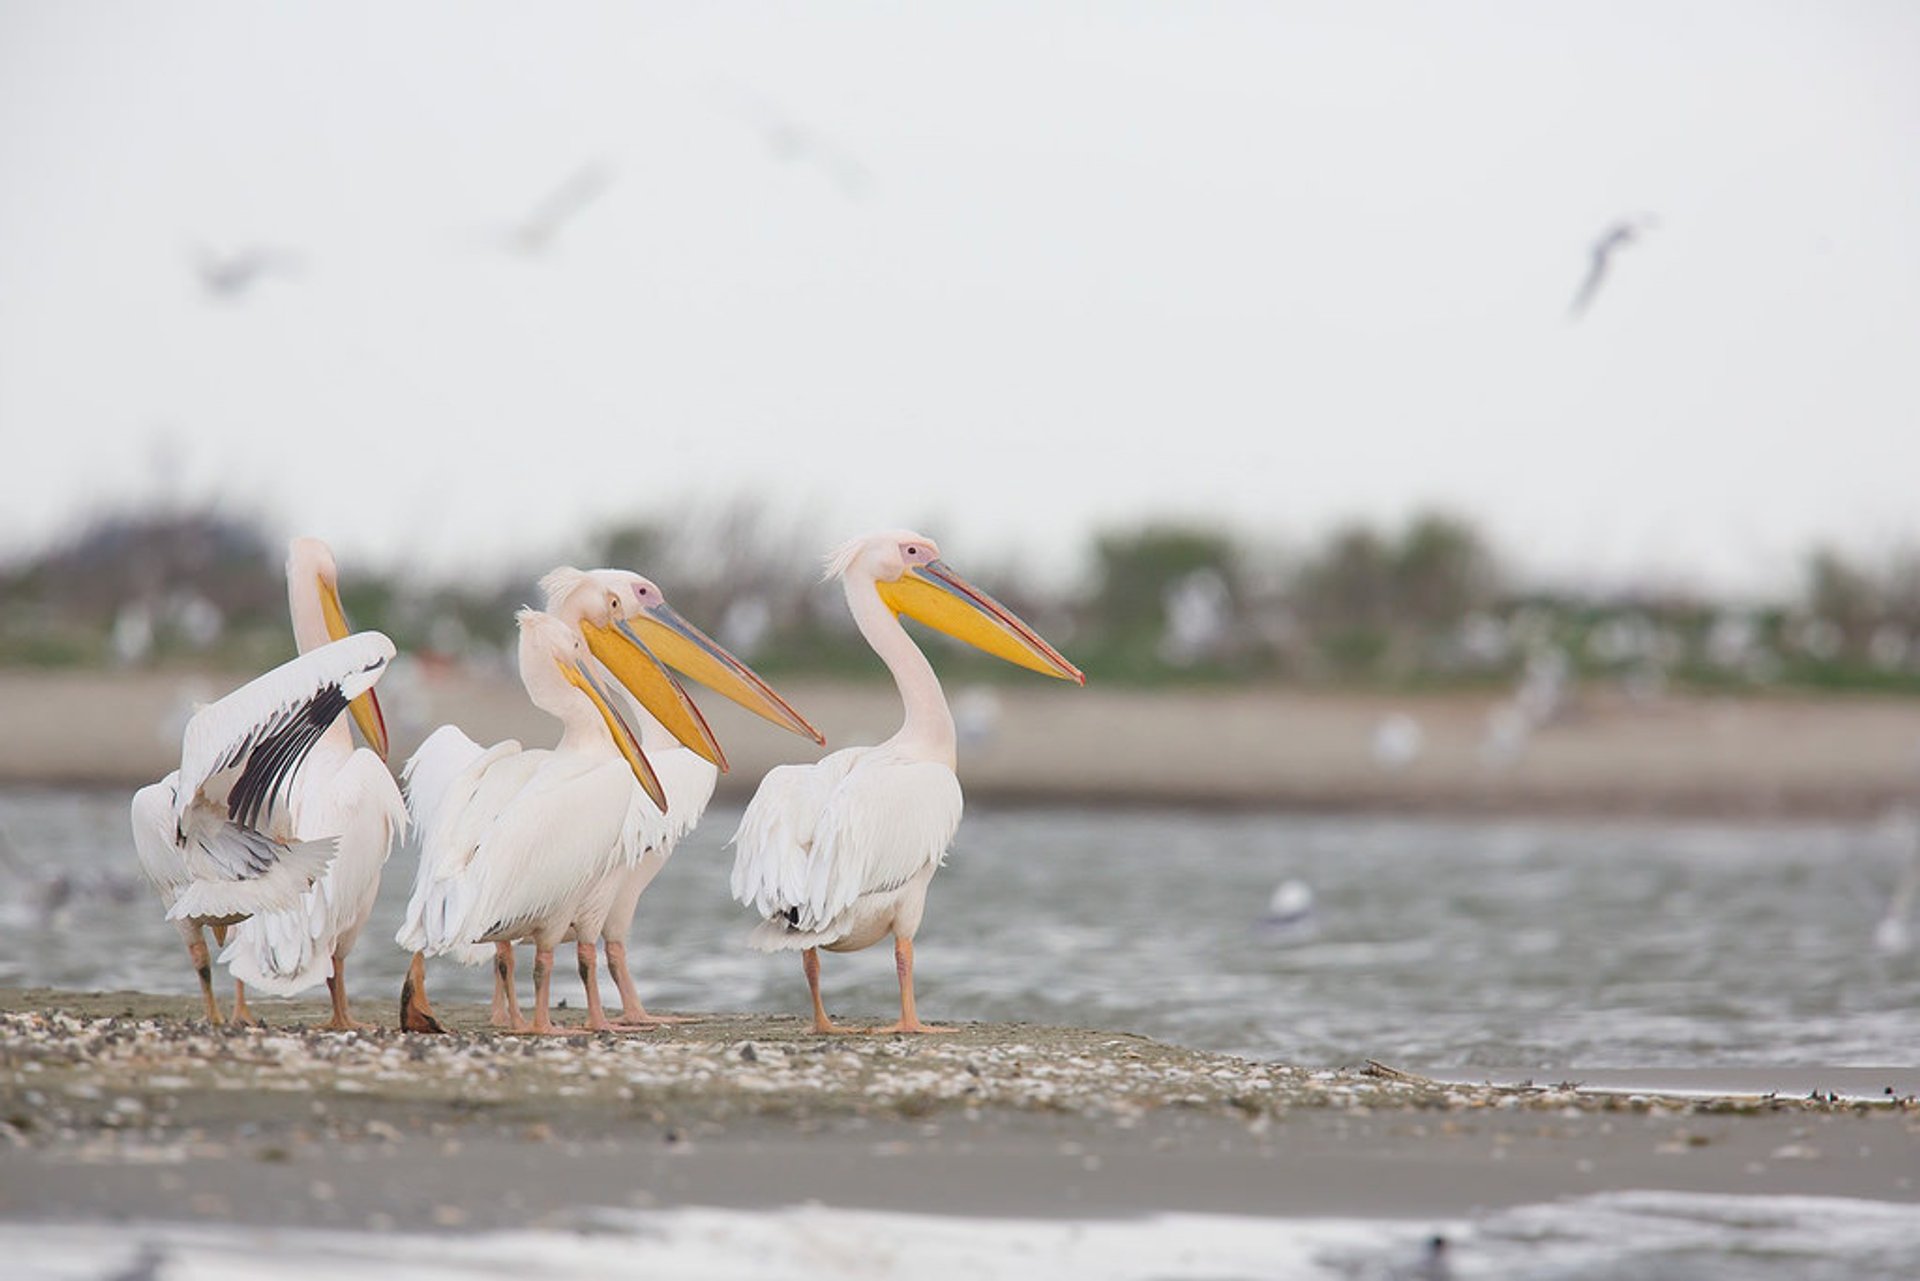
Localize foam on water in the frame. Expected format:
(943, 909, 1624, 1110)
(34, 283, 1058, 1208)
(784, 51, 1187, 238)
(8, 1195, 1920, 1280)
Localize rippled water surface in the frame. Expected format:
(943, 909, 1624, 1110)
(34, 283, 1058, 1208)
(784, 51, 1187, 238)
(4, 786, 1918, 1072)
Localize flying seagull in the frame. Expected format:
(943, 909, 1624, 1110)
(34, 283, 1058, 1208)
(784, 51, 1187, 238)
(1568, 214, 1657, 320)
(506, 161, 615, 257)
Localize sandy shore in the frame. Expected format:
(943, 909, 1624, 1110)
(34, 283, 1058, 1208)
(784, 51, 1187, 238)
(5, 666, 1919, 817)
(2, 990, 1916, 1229)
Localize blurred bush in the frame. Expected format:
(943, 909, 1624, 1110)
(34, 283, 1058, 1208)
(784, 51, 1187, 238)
(6, 500, 1920, 695)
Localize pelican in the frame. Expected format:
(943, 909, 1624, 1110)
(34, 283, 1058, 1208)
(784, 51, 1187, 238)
(730, 531, 1084, 1033)
(130, 631, 394, 1024)
(396, 609, 702, 1034)
(218, 539, 405, 1030)
(533, 567, 823, 1028)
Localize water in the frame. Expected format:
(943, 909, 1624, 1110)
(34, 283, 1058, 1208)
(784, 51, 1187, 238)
(8, 785, 1920, 1277)
(9, 1196, 1920, 1281)
(3, 785, 1916, 1074)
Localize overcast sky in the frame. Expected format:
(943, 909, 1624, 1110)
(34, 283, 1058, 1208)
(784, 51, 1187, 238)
(3, 2, 1917, 596)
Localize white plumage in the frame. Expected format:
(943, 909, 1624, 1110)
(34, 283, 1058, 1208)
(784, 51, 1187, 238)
(130, 629, 394, 1024)
(219, 539, 407, 1030)
(397, 609, 663, 1035)
(539, 568, 714, 1028)
(732, 746, 959, 949)
(730, 530, 1082, 1034)
(425, 566, 818, 1031)
(396, 726, 546, 967)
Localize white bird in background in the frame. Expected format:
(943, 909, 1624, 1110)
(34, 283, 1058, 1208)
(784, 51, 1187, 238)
(1873, 805, 1920, 956)
(219, 539, 406, 1031)
(536, 568, 823, 1028)
(397, 609, 702, 1034)
(1370, 713, 1424, 773)
(1568, 214, 1657, 319)
(1258, 879, 1319, 945)
(130, 631, 394, 1024)
(504, 161, 615, 257)
(191, 243, 302, 301)
(731, 531, 1085, 1034)
(737, 94, 871, 200)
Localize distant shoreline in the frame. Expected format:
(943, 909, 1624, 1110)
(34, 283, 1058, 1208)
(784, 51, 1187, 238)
(7, 667, 1918, 819)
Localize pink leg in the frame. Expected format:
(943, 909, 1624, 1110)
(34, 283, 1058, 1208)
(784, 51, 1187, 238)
(187, 927, 223, 1025)
(577, 941, 613, 1032)
(608, 939, 694, 1027)
(803, 947, 852, 1035)
(210, 923, 258, 1027)
(525, 946, 586, 1036)
(400, 951, 446, 1034)
(489, 942, 524, 1030)
(322, 950, 377, 1032)
(865, 936, 954, 1035)
(230, 980, 261, 1027)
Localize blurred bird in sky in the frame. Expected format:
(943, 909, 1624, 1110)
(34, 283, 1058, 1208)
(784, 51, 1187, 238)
(190, 243, 302, 301)
(505, 161, 615, 257)
(737, 93, 871, 200)
(1568, 214, 1657, 319)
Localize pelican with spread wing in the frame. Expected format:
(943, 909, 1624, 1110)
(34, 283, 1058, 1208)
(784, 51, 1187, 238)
(219, 539, 405, 1031)
(730, 531, 1084, 1033)
(130, 630, 394, 1024)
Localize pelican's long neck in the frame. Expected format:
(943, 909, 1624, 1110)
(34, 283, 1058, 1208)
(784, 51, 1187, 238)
(847, 571, 954, 767)
(288, 570, 353, 757)
(554, 697, 617, 755)
(287, 572, 332, 657)
(529, 667, 617, 756)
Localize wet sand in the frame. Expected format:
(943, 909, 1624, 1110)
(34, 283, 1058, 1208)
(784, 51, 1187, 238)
(3, 991, 1916, 1229)
(6, 666, 1919, 817)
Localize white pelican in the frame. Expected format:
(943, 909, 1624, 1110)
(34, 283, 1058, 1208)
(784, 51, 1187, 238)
(218, 539, 406, 1030)
(396, 608, 696, 1034)
(130, 631, 394, 1024)
(533, 567, 823, 1028)
(730, 531, 1084, 1033)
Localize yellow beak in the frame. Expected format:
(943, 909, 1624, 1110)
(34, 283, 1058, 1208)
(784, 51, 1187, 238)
(560, 656, 667, 810)
(876, 561, 1085, 684)
(622, 603, 825, 747)
(579, 618, 729, 770)
(318, 574, 390, 760)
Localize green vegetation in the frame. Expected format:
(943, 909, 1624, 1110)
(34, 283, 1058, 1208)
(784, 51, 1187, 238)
(5, 503, 1920, 695)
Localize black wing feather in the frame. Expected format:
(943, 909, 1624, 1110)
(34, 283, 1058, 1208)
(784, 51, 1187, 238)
(226, 682, 349, 830)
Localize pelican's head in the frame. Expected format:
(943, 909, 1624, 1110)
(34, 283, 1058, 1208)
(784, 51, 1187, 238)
(516, 608, 667, 810)
(830, 530, 1085, 684)
(541, 567, 824, 771)
(287, 536, 389, 759)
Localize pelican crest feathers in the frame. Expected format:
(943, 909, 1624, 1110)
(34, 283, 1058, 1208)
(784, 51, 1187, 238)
(538, 566, 596, 612)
